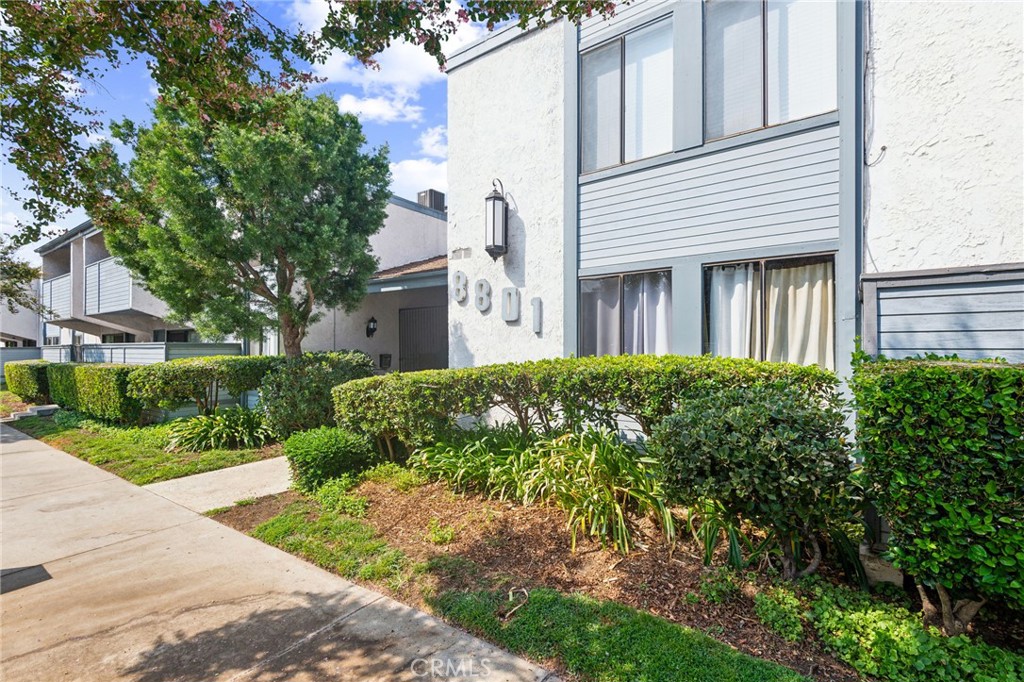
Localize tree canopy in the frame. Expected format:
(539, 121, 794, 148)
(91, 92, 391, 356)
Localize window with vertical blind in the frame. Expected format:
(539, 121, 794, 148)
(703, 256, 835, 369)
(580, 270, 672, 356)
(581, 19, 673, 173)
(704, 0, 837, 140)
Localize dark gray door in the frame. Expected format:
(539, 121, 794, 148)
(399, 305, 448, 372)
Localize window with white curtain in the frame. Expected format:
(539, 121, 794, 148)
(704, 256, 834, 369)
(581, 270, 672, 356)
(704, 0, 837, 140)
(581, 19, 673, 173)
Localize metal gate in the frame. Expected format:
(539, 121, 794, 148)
(399, 305, 448, 372)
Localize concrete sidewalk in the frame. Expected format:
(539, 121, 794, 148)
(143, 456, 292, 513)
(0, 425, 554, 682)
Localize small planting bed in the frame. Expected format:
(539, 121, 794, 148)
(0, 390, 35, 418)
(214, 476, 871, 681)
(11, 413, 280, 485)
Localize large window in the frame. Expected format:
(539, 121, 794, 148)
(581, 19, 673, 173)
(704, 0, 837, 140)
(580, 270, 672, 356)
(703, 256, 834, 369)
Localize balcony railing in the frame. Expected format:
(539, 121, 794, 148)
(41, 273, 72, 319)
(85, 257, 132, 315)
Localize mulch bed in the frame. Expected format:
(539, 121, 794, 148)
(214, 481, 864, 681)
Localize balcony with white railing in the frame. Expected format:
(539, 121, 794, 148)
(85, 257, 132, 315)
(41, 274, 72, 320)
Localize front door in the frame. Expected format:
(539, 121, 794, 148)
(399, 305, 448, 372)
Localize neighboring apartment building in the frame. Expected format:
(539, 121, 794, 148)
(32, 192, 448, 370)
(445, 0, 1024, 374)
(0, 289, 40, 347)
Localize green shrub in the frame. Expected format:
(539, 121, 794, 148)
(283, 426, 375, 493)
(649, 382, 851, 579)
(46, 363, 79, 410)
(699, 567, 741, 604)
(754, 588, 804, 642)
(415, 423, 539, 500)
(808, 580, 1024, 682)
(4, 360, 49, 402)
(261, 351, 374, 439)
(314, 475, 368, 517)
(45, 363, 141, 423)
(166, 407, 274, 452)
(851, 356, 1024, 635)
(334, 355, 836, 455)
(129, 355, 283, 414)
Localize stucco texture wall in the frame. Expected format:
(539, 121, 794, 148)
(447, 23, 567, 369)
(864, 0, 1024, 273)
(303, 286, 446, 372)
(370, 202, 446, 271)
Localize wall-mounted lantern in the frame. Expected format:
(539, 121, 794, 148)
(366, 317, 378, 338)
(484, 178, 508, 260)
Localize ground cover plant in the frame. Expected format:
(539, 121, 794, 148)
(852, 355, 1024, 635)
(166, 407, 275, 452)
(11, 411, 278, 484)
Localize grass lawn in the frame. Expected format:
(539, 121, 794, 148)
(0, 390, 34, 418)
(241, 473, 807, 682)
(11, 413, 280, 485)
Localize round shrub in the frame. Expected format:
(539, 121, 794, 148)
(283, 426, 375, 493)
(260, 351, 374, 438)
(4, 360, 49, 402)
(649, 382, 851, 579)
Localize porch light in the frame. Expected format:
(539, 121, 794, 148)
(366, 317, 378, 338)
(484, 178, 508, 260)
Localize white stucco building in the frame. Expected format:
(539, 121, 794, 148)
(445, 0, 1023, 372)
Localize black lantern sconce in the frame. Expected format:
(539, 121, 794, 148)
(365, 317, 378, 338)
(484, 178, 508, 260)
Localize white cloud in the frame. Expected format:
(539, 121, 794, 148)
(389, 158, 447, 202)
(291, 0, 486, 123)
(417, 125, 447, 158)
(337, 93, 423, 124)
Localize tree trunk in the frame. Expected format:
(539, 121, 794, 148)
(280, 315, 304, 357)
(935, 583, 986, 636)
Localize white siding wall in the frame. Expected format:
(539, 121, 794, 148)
(447, 22, 568, 368)
(864, 0, 1024, 272)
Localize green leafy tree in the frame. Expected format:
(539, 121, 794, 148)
(90, 92, 391, 357)
(0, 237, 43, 313)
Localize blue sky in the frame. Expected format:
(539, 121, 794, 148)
(1, 0, 486, 264)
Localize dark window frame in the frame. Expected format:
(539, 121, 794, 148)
(701, 252, 835, 360)
(579, 267, 672, 357)
(702, 0, 838, 142)
(580, 17, 674, 174)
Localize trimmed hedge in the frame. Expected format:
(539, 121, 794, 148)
(282, 426, 375, 493)
(45, 363, 142, 424)
(259, 351, 375, 438)
(128, 354, 284, 413)
(333, 355, 837, 456)
(851, 357, 1024, 621)
(4, 360, 50, 402)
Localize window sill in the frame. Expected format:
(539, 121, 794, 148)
(578, 111, 840, 187)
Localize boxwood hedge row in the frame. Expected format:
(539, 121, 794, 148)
(128, 354, 285, 413)
(332, 355, 837, 457)
(852, 355, 1024, 633)
(4, 360, 50, 403)
(45, 363, 142, 424)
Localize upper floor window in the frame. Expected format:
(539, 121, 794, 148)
(581, 19, 674, 173)
(704, 0, 837, 140)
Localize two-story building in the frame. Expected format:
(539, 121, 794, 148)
(32, 191, 449, 369)
(445, 0, 1023, 373)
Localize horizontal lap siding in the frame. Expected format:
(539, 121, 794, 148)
(43, 276, 72, 319)
(578, 126, 841, 270)
(876, 278, 1024, 361)
(86, 259, 132, 315)
(79, 343, 166, 364)
(165, 343, 242, 360)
